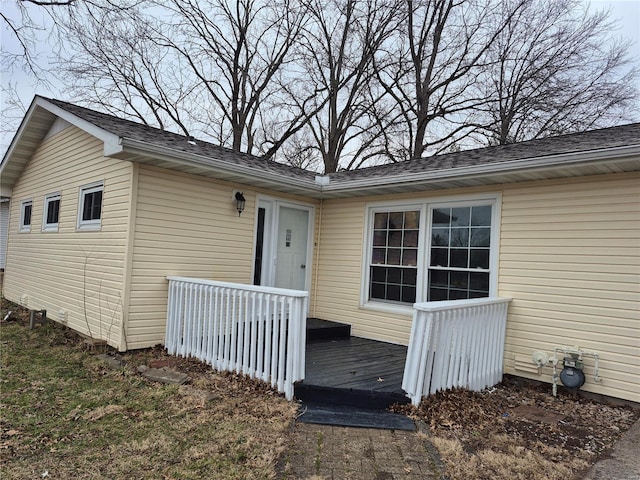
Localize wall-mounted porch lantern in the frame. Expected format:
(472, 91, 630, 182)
(235, 191, 246, 216)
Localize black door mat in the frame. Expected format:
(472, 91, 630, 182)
(297, 402, 415, 431)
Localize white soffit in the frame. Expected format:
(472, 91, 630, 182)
(0, 97, 122, 195)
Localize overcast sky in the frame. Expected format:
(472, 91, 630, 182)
(1, 0, 639, 153)
(595, 0, 640, 46)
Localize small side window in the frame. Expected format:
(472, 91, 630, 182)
(77, 182, 104, 230)
(42, 193, 61, 232)
(20, 199, 33, 232)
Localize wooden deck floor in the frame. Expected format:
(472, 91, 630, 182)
(304, 336, 408, 396)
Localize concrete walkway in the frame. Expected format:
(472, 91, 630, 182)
(583, 417, 640, 480)
(279, 422, 446, 480)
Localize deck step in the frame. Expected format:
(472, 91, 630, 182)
(306, 318, 351, 342)
(297, 333, 410, 411)
(297, 402, 415, 430)
(294, 382, 410, 410)
(300, 324, 409, 412)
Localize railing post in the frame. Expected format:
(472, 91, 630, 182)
(165, 276, 308, 401)
(403, 297, 512, 405)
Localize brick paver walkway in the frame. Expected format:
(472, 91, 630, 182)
(279, 423, 445, 479)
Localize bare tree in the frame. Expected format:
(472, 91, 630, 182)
(285, 0, 401, 173)
(477, 0, 639, 145)
(1, 0, 84, 152)
(6, 0, 638, 169)
(61, 4, 195, 135)
(161, 0, 313, 156)
(1, 0, 76, 81)
(277, 129, 323, 171)
(58, 0, 315, 158)
(1, 1, 143, 80)
(373, 0, 520, 161)
(1, 83, 30, 151)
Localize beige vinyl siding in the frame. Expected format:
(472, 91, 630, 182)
(312, 187, 505, 345)
(499, 173, 640, 402)
(127, 165, 252, 348)
(127, 165, 319, 349)
(313, 196, 413, 345)
(0, 201, 8, 269)
(312, 173, 638, 401)
(3, 126, 132, 349)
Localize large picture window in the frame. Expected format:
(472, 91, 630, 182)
(364, 197, 498, 307)
(77, 182, 103, 230)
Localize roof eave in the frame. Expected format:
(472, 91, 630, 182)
(0, 97, 123, 194)
(117, 137, 321, 196)
(0, 97, 50, 192)
(319, 144, 640, 197)
(34, 97, 123, 156)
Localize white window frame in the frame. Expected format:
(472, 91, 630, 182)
(425, 199, 498, 302)
(362, 202, 425, 314)
(361, 193, 501, 312)
(77, 181, 104, 231)
(42, 192, 61, 232)
(19, 199, 33, 233)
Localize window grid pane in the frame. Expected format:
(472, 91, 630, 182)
(20, 200, 33, 232)
(48, 200, 59, 224)
(92, 190, 102, 219)
(428, 205, 492, 301)
(370, 266, 417, 303)
(428, 270, 490, 301)
(370, 210, 420, 303)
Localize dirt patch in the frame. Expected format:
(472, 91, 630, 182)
(510, 404, 566, 424)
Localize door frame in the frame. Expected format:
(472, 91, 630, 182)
(252, 195, 315, 293)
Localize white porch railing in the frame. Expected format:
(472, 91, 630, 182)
(165, 276, 308, 400)
(402, 297, 512, 406)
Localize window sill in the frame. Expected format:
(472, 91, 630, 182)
(77, 223, 101, 232)
(360, 301, 414, 316)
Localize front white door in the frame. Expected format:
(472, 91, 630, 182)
(254, 200, 312, 292)
(275, 206, 309, 290)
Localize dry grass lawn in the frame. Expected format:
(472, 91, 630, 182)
(0, 298, 297, 479)
(2, 296, 638, 480)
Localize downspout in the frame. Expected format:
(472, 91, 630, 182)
(312, 175, 330, 316)
(312, 197, 323, 315)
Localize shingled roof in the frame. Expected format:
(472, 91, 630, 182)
(43, 97, 316, 183)
(2, 96, 639, 199)
(329, 123, 640, 183)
